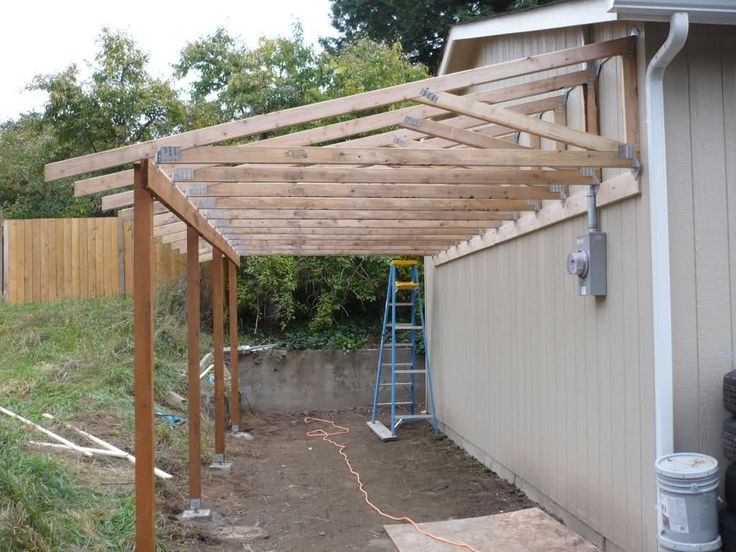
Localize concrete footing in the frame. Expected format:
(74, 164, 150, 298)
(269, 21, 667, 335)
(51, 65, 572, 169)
(231, 429, 254, 440)
(180, 508, 213, 522)
(209, 454, 232, 471)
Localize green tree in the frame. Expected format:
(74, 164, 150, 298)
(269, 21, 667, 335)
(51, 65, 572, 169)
(325, 0, 553, 71)
(0, 115, 93, 218)
(175, 24, 323, 127)
(31, 28, 185, 159)
(321, 37, 428, 99)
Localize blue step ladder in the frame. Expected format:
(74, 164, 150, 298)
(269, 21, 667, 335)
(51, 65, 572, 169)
(367, 260, 437, 441)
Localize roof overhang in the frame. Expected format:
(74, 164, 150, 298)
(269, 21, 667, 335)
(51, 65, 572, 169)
(609, 0, 736, 25)
(439, 0, 736, 75)
(45, 38, 641, 262)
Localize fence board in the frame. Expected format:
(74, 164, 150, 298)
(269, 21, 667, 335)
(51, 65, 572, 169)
(2, 217, 186, 304)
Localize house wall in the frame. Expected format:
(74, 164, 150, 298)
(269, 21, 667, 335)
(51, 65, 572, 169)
(425, 22, 657, 552)
(656, 24, 736, 471)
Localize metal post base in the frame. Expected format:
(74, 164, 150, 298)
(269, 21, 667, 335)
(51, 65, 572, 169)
(209, 453, 232, 471)
(179, 499, 213, 522)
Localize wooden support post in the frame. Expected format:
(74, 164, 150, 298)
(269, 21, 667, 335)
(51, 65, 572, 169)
(211, 248, 227, 465)
(228, 260, 240, 433)
(186, 226, 203, 507)
(584, 74, 602, 181)
(133, 160, 156, 551)
(621, 47, 640, 149)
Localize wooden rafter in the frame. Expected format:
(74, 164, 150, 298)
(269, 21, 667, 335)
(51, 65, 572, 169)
(144, 164, 239, 265)
(168, 146, 629, 167)
(47, 36, 634, 182)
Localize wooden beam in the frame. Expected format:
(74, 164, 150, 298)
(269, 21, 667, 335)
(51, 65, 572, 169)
(120, 201, 168, 221)
(236, 249, 442, 256)
(133, 160, 156, 551)
(173, 146, 629, 167)
(102, 190, 133, 210)
(400, 117, 528, 149)
(621, 45, 640, 148)
(197, 197, 539, 212)
(104, 181, 564, 211)
(228, 260, 240, 433)
(154, 221, 186, 237)
(144, 164, 239, 266)
(186, 226, 202, 508)
(216, 219, 495, 229)
(46, 37, 634, 181)
(187, 166, 590, 185)
(72, 93, 567, 197)
(434, 172, 640, 265)
(211, 249, 226, 461)
(165, 231, 479, 245)
(203, 209, 518, 221)
(415, 91, 623, 151)
(183, 182, 558, 200)
(75, 170, 134, 196)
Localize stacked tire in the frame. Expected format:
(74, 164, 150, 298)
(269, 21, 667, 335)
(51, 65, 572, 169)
(721, 370, 736, 552)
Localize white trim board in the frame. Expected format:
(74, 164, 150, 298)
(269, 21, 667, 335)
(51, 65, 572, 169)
(433, 171, 640, 266)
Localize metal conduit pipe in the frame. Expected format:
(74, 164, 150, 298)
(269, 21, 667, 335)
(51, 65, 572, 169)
(587, 181, 600, 232)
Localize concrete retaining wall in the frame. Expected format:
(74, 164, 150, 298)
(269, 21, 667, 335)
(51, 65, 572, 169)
(237, 348, 425, 412)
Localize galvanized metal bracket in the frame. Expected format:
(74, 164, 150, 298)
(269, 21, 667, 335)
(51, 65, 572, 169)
(172, 167, 194, 182)
(549, 183, 568, 202)
(418, 87, 439, 103)
(403, 115, 423, 129)
(185, 183, 208, 197)
(392, 135, 408, 147)
(155, 146, 182, 164)
(195, 197, 216, 209)
(525, 199, 542, 213)
(617, 143, 641, 178)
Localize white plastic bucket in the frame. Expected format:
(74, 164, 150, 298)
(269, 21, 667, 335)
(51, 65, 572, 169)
(656, 453, 721, 551)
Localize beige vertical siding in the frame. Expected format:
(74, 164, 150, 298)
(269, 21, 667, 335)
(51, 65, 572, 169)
(658, 25, 736, 471)
(426, 23, 656, 552)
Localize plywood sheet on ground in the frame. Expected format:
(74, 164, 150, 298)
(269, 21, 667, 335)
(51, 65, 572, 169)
(385, 507, 598, 552)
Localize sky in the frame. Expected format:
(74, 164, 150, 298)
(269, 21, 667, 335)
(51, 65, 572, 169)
(0, 0, 337, 121)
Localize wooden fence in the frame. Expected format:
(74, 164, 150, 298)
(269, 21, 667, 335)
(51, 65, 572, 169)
(1, 217, 186, 304)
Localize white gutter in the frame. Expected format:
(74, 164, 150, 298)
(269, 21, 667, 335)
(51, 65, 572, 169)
(646, 12, 689, 458)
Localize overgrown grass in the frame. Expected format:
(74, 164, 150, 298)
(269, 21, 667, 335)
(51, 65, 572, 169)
(0, 279, 213, 551)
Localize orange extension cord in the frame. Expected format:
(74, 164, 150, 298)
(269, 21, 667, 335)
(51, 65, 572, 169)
(304, 416, 481, 552)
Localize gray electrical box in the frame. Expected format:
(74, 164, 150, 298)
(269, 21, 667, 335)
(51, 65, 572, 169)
(567, 232, 607, 297)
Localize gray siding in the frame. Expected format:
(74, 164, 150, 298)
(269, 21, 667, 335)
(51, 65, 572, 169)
(659, 24, 736, 468)
(426, 22, 656, 552)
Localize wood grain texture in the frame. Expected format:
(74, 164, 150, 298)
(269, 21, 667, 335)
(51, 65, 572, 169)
(133, 160, 156, 551)
(47, 37, 634, 181)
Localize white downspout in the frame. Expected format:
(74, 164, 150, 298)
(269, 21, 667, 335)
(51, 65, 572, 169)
(647, 12, 689, 459)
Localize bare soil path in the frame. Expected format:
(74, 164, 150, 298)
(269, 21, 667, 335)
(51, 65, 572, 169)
(168, 409, 532, 551)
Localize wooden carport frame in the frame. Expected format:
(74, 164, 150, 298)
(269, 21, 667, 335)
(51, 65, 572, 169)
(44, 35, 640, 551)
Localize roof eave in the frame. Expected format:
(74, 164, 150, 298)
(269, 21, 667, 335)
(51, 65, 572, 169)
(609, 0, 736, 25)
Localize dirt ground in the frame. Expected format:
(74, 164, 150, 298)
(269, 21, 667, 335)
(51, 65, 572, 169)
(167, 408, 532, 551)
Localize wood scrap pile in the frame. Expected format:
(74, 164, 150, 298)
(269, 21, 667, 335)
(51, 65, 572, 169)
(0, 406, 172, 479)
